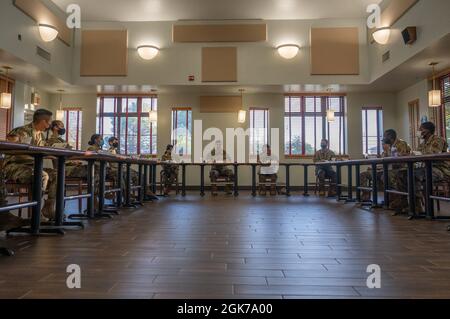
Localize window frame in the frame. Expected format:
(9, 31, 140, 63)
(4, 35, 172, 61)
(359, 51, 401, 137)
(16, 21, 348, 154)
(440, 73, 450, 146)
(284, 94, 347, 157)
(249, 107, 270, 156)
(171, 107, 193, 156)
(0, 75, 14, 141)
(97, 95, 158, 155)
(61, 108, 83, 150)
(362, 106, 384, 156)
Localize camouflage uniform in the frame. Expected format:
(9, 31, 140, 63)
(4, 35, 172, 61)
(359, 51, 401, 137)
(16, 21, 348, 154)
(313, 149, 337, 195)
(209, 149, 235, 194)
(413, 135, 450, 212)
(161, 151, 179, 190)
(360, 139, 411, 205)
(3, 123, 57, 219)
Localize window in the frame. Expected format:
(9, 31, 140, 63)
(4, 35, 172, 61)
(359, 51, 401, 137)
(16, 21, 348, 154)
(0, 76, 13, 140)
(61, 109, 83, 150)
(441, 74, 450, 149)
(284, 95, 347, 156)
(249, 108, 269, 155)
(96, 96, 157, 155)
(408, 100, 420, 150)
(362, 107, 383, 156)
(171, 108, 192, 156)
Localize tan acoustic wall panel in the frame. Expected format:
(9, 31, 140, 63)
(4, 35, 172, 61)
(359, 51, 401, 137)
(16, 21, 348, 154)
(199, 96, 242, 113)
(310, 27, 360, 75)
(173, 24, 267, 43)
(13, 0, 72, 46)
(80, 30, 128, 77)
(202, 47, 237, 82)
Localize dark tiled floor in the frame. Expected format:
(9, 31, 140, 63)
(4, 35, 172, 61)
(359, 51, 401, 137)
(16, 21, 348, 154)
(1, 193, 450, 299)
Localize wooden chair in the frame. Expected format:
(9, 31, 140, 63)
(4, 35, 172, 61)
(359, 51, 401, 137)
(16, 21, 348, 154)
(210, 176, 234, 195)
(258, 174, 280, 196)
(434, 180, 450, 212)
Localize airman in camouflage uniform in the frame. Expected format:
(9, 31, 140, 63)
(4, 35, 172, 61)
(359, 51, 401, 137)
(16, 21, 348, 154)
(161, 145, 179, 196)
(413, 122, 450, 213)
(360, 130, 411, 208)
(45, 120, 88, 181)
(313, 139, 337, 197)
(2, 109, 57, 222)
(208, 141, 235, 195)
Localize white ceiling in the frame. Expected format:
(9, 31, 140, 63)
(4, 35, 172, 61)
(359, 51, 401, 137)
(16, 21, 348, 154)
(51, 0, 382, 22)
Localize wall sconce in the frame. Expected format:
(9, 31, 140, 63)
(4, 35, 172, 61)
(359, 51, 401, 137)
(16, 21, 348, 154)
(38, 24, 59, 42)
(326, 109, 335, 123)
(149, 110, 158, 122)
(0, 66, 12, 109)
(137, 45, 160, 60)
(277, 44, 300, 59)
(372, 27, 391, 45)
(428, 62, 442, 107)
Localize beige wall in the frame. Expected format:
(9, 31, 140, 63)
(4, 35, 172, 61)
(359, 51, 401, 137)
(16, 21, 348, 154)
(396, 79, 430, 146)
(47, 91, 397, 186)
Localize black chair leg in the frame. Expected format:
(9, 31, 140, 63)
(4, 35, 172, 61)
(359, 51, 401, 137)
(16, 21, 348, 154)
(0, 247, 14, 257)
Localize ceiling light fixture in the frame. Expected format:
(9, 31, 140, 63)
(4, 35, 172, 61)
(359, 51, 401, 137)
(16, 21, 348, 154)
(137, 45, 160, 60)
(0, 66, 13, 109)
(277, 44, 301, 59)
(56, 89, 65, 121)
(428, 62, 442, 107)
(326, 88, 335, 123)
(372, 27, 391, 45)
(38, 24, 59, 42)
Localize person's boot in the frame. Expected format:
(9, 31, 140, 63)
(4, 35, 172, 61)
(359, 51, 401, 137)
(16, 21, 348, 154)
(41, 199, 56, 221)
(318, 184, 326, 197)
(0, 213, 30, 232)
(270, 184, 277, 196)
(211, 184, 218, 196)
(328, 187, 337, 198)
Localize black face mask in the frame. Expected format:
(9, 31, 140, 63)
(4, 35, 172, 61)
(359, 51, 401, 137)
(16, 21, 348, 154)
(112, 142, 119, 148)
(58, 128, 66, 136)
(382, 138, 391, 145)
(320, 144, 327, 149)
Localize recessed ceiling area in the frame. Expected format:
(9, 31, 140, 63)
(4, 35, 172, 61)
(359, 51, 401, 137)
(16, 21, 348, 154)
(51, 0, 382, 22)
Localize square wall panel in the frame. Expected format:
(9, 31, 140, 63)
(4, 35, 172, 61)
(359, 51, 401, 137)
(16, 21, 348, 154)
(81, 30, 128, 77)
(310, 27, 360, 75)
(202, 47, 237, 83)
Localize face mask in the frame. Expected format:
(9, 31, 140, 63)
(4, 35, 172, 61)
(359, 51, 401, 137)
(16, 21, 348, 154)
(382, 138, 392, 145)
(58, 128, 66, 136)
(321, 144, 327, 149)
(112, 142, 119, 148)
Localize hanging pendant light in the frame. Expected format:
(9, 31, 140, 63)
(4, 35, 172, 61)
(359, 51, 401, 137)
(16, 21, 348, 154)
(0, 66, 13, 109)
(238, 89, 246, 124)
(428, 62, 442, 107)
(326, 88, 335, 123)
(56, 90, 65, 121)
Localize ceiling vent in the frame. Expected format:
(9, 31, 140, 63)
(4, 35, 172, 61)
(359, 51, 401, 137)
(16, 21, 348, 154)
(36, 46, 51, 62)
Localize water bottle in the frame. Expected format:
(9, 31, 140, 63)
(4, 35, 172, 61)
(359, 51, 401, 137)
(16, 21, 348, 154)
(391, 146, 398, 157)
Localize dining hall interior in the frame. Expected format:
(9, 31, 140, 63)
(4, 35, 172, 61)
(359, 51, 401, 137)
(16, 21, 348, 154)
(0, 0, 450, 300)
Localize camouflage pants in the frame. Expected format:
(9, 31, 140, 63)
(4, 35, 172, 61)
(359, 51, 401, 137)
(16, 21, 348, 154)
(210, 167, 235, 193)
(4, 164, 57, 200)
(316, 166, 336, 193)
(360, 170, 385, 201)
(162, 166, 179, 188)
